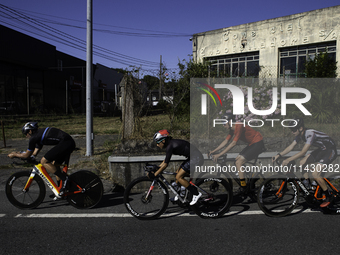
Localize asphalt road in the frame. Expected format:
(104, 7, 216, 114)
(1, 136, 340, 254)
(1, 172, 340, 255)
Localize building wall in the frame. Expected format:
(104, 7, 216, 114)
(193, 5, 340, 78)
(0, 25, 122, 115)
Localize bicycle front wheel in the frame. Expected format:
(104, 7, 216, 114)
(192, 178, 233, 219)
(6, 171, 46, 209)
(67, 170, 104, 209)
(124, 177, 169, 220)
(257, 176, 299, 217)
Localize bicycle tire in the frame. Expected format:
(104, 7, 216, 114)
(192, 178, 233, 219)
(6, 171, 46, 209)
(248, 173, 266, 200)
(322, 174, 340, 214)
(257, 175, 299, 217)
(124, 176, 169, 220)
(67, 170, 104, 209)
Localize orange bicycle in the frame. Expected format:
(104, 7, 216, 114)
(6, 159, 103, 209)
(257, 158, 340, 216)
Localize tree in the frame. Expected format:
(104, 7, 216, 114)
(304, 52, 337, 78)
(142, 75, 160, 90)
(161, 59, 213, 130)
(304, 52, 339, 123)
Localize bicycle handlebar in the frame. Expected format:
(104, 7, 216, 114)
(144, 163, 159, 172)
(11, 156, 40, 166)
(273, 155, 296, 168)
(209, 154, 234, 164)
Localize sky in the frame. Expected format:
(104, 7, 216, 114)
(0, 0, 339, 73)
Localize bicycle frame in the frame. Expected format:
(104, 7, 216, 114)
(147, 172, 190, 204)
(275, 176, 340, 202)
(24, 164, 79, 198)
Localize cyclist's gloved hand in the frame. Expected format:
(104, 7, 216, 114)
(272, 154, 281, 163)
(211, 154, 219, 162)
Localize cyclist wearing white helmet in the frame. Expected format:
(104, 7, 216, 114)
(209, 113, 265, 194)
(272, 118, 337, 208)
(8, 122, 75, 194)
(151, 129, 204, 205)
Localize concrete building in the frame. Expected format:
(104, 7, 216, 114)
(192, 5, 340, 78)
(0, 25, 123, 115)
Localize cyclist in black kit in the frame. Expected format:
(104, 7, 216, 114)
(150, 130, 204, 205)
(272, 118, 337, 208)
(8, 122, 76, 194)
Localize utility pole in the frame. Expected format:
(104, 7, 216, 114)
(159, 55, 162, 102)
(86, 0, 93, 156)
(26, 77, 30, 115)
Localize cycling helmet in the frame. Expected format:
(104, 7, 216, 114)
(22, 122, 38, 135)
(153, 130, 170, 144)
(289, 118, 304, 132)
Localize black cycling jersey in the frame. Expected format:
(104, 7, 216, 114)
(164, 139, 202, 164)
(294, 128, 337, 150)
(28, 127, 73, 151)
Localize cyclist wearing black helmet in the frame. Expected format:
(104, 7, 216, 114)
(272, 118, 337, 207)
(8, 122, 76, 194)
(209, 113, 265, 194)
(151, 129, 204, 205)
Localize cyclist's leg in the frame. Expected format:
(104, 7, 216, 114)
(237, 141, 264, 191)
(312, 163, 333, 207)
(235, 155, 247, 182)
(177, 159, 201, 204)
(299, 154, 313, 187)
(311, 148, 337, 207)
(176, 168, 190, 188)
(312, 164, 328, 190)
(42, 139, 75, 191)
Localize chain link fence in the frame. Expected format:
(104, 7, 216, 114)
(120, 65, 292, 141)
(120, 67, 189, 141)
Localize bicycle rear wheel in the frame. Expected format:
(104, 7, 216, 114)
(257, 176, 299, 217)
(323, 174, 340, 214)
(124, 177, 169, 220)
(248, 173, 266, 200)
(67, 170, 103, 209)
(6, 171, 46, 209)
(192, 178, 232, 219)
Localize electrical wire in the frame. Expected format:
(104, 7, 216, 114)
(0, 4, 177, 68)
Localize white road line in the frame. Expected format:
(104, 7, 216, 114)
(11, 209, 319, 218)
(0, 214, 5, 217)
(14, 213, 134, 218)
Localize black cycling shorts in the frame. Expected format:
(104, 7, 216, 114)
(44, 138, 76, 164)
(239, 140, 265, 161)
(180, 156, 204, 173)
(308, 148, 337, 165)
